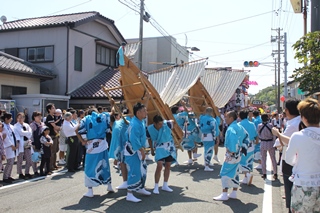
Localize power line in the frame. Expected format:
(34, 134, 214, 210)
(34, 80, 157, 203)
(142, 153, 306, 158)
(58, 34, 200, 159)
(115, 10, 133, 22)
(47, 0, 93, 16)
(206, 42, 269, 57)
(172, 11, 274, 36)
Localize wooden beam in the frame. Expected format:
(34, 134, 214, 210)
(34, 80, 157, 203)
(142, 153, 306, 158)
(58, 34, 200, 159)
(102, 82, 141, 91)
(114, 98, 144, 104)
(184, 95, 205, 100)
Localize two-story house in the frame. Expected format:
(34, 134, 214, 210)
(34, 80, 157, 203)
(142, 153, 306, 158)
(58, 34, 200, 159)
(0, 11, 126, 108)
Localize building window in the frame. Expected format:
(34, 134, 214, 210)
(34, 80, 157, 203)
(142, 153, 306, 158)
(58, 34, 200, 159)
(18, 46, 54, 62)
(1, 85, 27, 99)
(74, 46, 82, 71)
(96, 44, 116, 67)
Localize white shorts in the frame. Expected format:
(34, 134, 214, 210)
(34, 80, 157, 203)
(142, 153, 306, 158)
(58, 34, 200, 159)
(59, 144, 68, 152)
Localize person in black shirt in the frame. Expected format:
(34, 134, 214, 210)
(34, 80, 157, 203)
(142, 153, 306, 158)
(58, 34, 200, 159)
(44, 103, 61, 171)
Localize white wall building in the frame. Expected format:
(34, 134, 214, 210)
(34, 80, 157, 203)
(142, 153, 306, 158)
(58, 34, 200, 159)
(127, 36, 189, 72)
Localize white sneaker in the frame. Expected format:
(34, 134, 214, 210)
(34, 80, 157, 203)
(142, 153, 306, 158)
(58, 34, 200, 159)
(204, 166, 214, 172)
(254, 164, 262, 169)
(247, 173, 253, 185)
(184, 159, 193, 165)
(126, 193, 141, 203)
(213, 193, 228, 201)
(240, 177, 248, 184)
(83, 188, 93, 198)
(193, 153, 202, 159)
(213, 156, 221, 164)
(116, 181, 127, 190)
(162, 185, 173, 192)
(137, 188, 151, 196)
(107, 184, 115, 192)
(171, 161, 179, 167)
(153, 186, 159, 194)
(228, 191, 237, 199)
(145, 155, 153, 161)
(59, 159, 66, 165)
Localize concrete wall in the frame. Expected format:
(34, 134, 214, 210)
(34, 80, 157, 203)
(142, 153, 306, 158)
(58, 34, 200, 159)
(127, 36, 189, 72)
(0, 73, 40, 96)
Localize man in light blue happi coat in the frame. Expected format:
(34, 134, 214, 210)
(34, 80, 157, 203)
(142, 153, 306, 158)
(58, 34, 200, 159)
(252, 110, 262, 169)
(124, 102, 151, 203)
(76, 108, 114, 198)
(213, 111, 249, 201)
(147, 115, 176, 195)
(199, 107, 218, 172)
(239, 110, 258, 185)
(108, 112, 130, 190)
(171, 104, 201, 164)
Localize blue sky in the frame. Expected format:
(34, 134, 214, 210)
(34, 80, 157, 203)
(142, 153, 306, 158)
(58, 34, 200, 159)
(1, 0, 308, 94)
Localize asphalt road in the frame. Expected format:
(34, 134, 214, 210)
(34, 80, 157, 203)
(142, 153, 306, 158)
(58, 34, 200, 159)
(0, 146, 287, 213)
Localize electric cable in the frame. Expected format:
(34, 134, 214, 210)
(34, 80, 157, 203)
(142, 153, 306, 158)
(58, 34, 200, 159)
(172, 11, 274, 36)
(47, 0, 93, 16)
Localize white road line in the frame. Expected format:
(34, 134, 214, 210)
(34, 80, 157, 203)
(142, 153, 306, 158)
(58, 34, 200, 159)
(0, 169, 68, 190)
(262, 153, 273, 213)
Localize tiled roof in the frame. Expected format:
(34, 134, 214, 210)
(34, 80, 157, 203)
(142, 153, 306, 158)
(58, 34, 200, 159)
(69, 67, 122, 98)
(0, 11, 113, 31)
(0, 51, 55, 79)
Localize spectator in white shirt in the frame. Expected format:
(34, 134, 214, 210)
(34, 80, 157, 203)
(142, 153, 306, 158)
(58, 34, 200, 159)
(62, 112, 79, 172)
(272, 98, 301, 213)
(286, 98, 320, 212)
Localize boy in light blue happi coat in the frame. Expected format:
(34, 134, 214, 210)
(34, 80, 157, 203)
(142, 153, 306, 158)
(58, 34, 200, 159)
(147, 115, 176, 194)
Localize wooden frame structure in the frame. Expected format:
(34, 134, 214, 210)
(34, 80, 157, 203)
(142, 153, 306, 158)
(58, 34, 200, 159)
(188, 79, 221, 118)
(102, 55, 183, 150)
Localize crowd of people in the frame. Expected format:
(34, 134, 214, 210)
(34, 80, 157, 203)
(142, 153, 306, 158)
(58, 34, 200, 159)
(0, 97, 319, 211)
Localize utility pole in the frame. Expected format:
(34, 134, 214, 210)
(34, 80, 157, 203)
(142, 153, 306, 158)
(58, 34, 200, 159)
(274, 58, 277, 109)
(277, 28, 281, 112)
(271, 28, 283, 113)
(138, 0, 144, 70)
(284, 32, 288, 97)
(311, 0, 320, 32)
(303, 0, 308, 35)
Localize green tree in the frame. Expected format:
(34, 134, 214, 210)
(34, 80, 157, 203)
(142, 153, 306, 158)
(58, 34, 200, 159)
(292, 31, 320, 95)
(252, 84, 284, 106)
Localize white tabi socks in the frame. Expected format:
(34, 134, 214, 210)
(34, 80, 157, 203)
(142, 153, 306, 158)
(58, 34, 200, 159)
(116, 181, 128, 190)
(204, 165, 214, 172)
(107, 183, 114, 192)
(193, 153, 202, 159)
(83, 187, 94, 198)
(126, 192, 141, 203)
(162, 182, 173, 192)
(228, 190, 237, 199)
(137, 188, 151, 195)
(213, 155, 221, 164)
(213, 192, 228, 201)
(153, 183, 159, 194)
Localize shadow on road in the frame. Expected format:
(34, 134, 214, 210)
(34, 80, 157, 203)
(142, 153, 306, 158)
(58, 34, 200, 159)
(50, 171, 77, 180)
(171, 162, 221, 181)
(239, 183, 264, 195)
(61, 186, 208, 213)
(220, 199, 259, 212)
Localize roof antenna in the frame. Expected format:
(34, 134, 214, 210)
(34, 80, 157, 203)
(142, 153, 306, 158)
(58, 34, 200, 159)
(0, 15, 7, 24)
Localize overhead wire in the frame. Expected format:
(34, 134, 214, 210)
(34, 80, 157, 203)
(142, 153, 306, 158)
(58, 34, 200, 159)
(171, 11, 274, 36)
(205, 42, 270, 57)
(47, 0, 93, 16)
